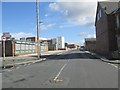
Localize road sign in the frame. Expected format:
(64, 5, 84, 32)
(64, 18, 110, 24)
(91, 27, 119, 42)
(2, 37, 6, 42)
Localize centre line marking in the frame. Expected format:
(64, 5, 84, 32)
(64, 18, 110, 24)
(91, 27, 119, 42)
(54, 63, 67, 81)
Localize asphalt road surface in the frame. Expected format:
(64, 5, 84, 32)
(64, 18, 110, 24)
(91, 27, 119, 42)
(2, 50, 119, 88)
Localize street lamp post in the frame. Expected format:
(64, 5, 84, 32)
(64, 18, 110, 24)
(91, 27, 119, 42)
(39, 21, 43, 58)
(36, 0, 40, 59)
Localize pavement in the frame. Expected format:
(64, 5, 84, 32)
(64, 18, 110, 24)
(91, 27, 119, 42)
(84, 51, 120, 64)
(0, 50, 67, 69)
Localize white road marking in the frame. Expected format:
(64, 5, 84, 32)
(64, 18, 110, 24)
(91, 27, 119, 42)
(3, 69, 12, 72)
(100, 58, 107, 61)
(57, 53, 62, 55)
(53, 63, 67, 81)
(42, 58, 46, 60)
(16, 67, 20, 69)
(100, 58, 120, 69)
(107, 63, 120, 69)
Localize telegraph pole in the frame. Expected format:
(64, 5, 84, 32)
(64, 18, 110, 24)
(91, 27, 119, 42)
(36, 0, 40, 59)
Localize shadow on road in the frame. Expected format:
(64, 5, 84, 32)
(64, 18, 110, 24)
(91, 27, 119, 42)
(30, 51, 100, 60)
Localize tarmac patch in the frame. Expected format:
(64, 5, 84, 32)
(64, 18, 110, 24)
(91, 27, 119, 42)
(43, 77, 70, 87)
(13, 78, 26, 83)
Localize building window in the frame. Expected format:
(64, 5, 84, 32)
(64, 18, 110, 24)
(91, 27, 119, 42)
(97, 9, 102, 21)
(116, 15, 119, 29)
(99, 10, 102, 18)
(97, 13, 100, 21)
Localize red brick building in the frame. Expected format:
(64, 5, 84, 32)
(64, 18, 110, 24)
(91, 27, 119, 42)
(112, 7, 120, 59)
(67, 44, 78, 49)
(95, 2, 120, 59)
(85, 38, 96, 52)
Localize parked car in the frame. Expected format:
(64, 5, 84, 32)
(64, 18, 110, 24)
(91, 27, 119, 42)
(80, 46, 85, 51)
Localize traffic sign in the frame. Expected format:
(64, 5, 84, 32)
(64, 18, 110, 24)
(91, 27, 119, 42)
(2, 37, 6, 42)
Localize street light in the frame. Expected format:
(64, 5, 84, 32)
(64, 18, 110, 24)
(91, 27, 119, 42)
(36, 0, 40, 59)
(39, 21, 43, 58)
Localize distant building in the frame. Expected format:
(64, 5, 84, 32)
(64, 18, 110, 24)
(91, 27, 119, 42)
(85, 38, 96, 52)
(26, 37, 37, 43)
(58, 37, 65, 50)
(49, 36, 65, 50)
(41, 39, 52, 45)
(20, 37, 37, 43)
(20, 37, 26, 41)
(2, 32, 12, 40)
(19, 36, 65, 51)
(67, 44, 78, 49)
(49, 38, 58, 50)
(95, 1, 120, 58)
(52, 38, 58, 45)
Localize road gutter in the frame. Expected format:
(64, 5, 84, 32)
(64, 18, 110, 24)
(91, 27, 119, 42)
(84, 51, 120, 64)
(107, 63, 120, 69)
(1, 50, 68, 69)
(2, 58, 46, 69)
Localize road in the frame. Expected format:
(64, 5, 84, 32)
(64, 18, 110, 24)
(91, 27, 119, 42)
(2, 50, 119, 88)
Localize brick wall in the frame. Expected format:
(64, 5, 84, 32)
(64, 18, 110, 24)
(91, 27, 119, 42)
(96, 9, 118, 58)
(2, 41, 12, 56)
(85, 41, 96, 52)
(96, 10, 110, 55)
(108, 15, 118, 52)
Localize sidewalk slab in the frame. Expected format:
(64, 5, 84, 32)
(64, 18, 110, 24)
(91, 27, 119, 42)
(2, 58, 46, 69)
(1, 50, 67, 69)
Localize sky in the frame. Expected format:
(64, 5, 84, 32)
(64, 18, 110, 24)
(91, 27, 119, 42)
(1, 0, 109, 45)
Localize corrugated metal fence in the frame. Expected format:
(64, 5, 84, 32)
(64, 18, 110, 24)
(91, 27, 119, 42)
(2, 40, 48, 56)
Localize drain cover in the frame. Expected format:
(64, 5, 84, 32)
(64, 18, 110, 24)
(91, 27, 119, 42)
(54, 79, 63, 82)
(49, 78, 63, 83)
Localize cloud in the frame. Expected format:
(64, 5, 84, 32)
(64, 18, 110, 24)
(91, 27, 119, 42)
(11, 32, 35, 39)
(49, 3, 60, 11)
(41, 23, 56, 30)
(2, 0, 115, 2)
(48, 2, 97, 28)
(78, 32, 96, 38)
(56, 0, 110, 2)
(79, 33, 96, 46)
(78, 32, 87, 36)
(45, 14, 49, 17)
(80, 39, 85, 46)
(33, 23, 56, 30)
(59, 25, 64, 28)
(86, 34, 96, 38)
(0, 32, 35, 40)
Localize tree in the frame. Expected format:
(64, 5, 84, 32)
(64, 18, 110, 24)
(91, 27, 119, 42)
(65, 43, 68, 47)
